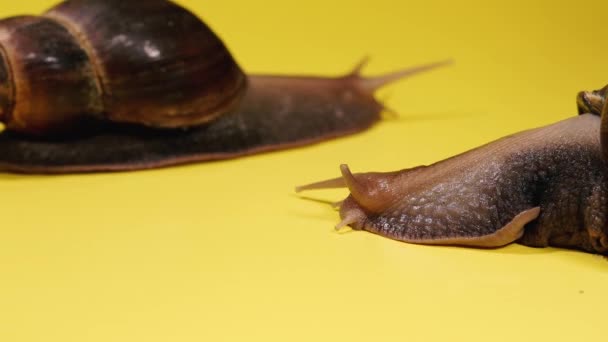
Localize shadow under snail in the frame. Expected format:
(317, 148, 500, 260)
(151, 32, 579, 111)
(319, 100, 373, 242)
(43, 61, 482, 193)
(0, 0, 448, 173)
(298, 85, 608, 256)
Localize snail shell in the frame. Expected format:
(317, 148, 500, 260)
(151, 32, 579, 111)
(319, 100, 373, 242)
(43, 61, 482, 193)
(0, 0, 245, 134)
(0, 0, 448, 173)
(298, 85, 608, 255)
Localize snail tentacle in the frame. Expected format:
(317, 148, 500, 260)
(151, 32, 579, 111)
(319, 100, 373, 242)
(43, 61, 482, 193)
(355, 59, 452, 93)
(295, 176, 346, 193)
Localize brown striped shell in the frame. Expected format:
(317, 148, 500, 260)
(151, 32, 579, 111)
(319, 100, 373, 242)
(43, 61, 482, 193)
(0, 0, 246, 135)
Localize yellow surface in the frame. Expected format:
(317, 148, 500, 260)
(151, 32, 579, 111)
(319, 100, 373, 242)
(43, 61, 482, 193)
(1, 0, 607, 341)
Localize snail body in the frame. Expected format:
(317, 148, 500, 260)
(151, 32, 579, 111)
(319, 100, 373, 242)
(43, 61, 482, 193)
(0, 0, 447, 173)
(298, 86, 608, 255)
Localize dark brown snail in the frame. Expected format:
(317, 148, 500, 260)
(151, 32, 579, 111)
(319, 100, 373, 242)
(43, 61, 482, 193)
(298, 84, 608, 256)
(0, 0, 448, 173)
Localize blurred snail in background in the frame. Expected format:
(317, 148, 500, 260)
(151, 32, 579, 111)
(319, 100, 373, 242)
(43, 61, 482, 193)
(0, 0, 448, 173)
(297, 85, 608, 256)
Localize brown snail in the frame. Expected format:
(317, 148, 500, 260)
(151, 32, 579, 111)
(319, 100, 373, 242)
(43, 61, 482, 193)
(0, 0, 448, 173)
(298, 84, 608, 256)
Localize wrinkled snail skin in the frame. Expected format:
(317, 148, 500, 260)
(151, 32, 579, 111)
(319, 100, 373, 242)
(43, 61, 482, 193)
(298, 87, 608, 255)
(0, 0, 449, 173)
(0, 70, 411, 173)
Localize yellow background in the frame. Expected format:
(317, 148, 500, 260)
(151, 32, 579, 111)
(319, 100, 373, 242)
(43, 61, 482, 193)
(1, 0, 607, 341)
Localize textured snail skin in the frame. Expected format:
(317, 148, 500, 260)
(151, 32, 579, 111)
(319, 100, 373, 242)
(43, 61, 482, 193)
(298, 88, 608, 255)
(0, 72, 395, 172)
(0, 0, 447, 173)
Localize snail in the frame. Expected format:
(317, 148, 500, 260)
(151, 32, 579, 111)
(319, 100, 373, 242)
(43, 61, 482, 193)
(297, 84, 608, 255)
(0, 0, 448, 173)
